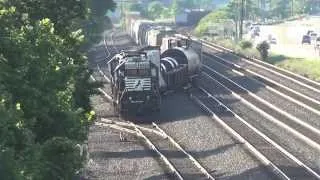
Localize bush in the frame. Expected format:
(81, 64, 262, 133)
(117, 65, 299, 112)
(256, 41, 270, 61)
(239, 40, 253, 49)
(195, 9, 229, 36)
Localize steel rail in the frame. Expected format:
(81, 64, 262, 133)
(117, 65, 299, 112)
(202, 53, 320, 116)
(202, 41, 320, 94)
(152, 122, 215, 180)
(198, 87, 320, 179)
(190, 93, 291, 180)
(90, 75, 113, 101)
(202, 64, 320, 144)
(100, 118, 166, 138)
(200, 39, 320, 88)
(201, 70, 320, 151)
(95, 120, 184, 179)
(131, 123, 184, 180)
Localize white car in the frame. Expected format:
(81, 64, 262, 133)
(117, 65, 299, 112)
(267, 34, 277, 44)
(310, 32, 317, 41)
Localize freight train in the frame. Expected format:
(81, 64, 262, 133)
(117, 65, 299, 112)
(108, 14, 202, 114)
(108, 48, 161, 114)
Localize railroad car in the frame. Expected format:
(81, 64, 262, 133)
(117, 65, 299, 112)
(129, 16, 202, 84)
(112, 14, 202, 114)
(108, 47, 161, 114)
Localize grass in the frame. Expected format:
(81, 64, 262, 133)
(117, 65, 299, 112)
(204, 37, 320, 82)
(273, 57, 320, 81)
(209, 38, 261, 59)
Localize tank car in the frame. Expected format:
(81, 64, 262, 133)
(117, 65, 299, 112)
(159, 36, 202, 90)
(108, 47, 161, 114)
(128, 16, 202, 91)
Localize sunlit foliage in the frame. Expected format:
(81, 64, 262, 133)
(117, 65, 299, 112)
(0, 0, 114, 179)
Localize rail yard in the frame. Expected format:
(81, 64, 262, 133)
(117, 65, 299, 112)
(82, 17, 320, 179)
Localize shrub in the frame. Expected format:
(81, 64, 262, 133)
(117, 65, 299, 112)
(256, 41, 270, 61)
(239, 40, 253, 49)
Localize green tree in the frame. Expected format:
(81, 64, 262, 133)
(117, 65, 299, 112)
(147, 1, 165, 20)
(170, 0, 182, 17)
(0, 0, 114, 178)
(226, 0, 239, 38)
(195, 8, 229, 35)
(270, 0, 291, 18)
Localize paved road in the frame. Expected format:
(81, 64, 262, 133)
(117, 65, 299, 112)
(248, 16, 320, 59)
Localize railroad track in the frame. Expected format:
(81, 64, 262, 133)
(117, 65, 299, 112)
(90, 75, 215, 179)
(201, 40, 320, 104)
(92, 70, 215, 180)
(190, 86, 319, 179)
(91, 31, 320, 179)
(187, 38, 320, 179)
(95, 117, 215, 180)
(199, 40, 320, 149)
(90, 31, 216, 180)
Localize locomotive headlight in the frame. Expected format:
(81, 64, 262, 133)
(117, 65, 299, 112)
(146, 95, 150, 100)
(129, 97, 132, 100)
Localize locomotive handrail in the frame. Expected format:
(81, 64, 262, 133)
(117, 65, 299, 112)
(107, 54, 120, 65)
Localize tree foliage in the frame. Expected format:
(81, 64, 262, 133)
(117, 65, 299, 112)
(240, 40, 253, 49)
(0, 0, 114, 179)
(194, 8, 229, 35)
(196, 0, 320, 37)
(147, 1, 166, 20)
(256, 41, 270, 61)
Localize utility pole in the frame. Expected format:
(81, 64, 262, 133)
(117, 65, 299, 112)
(116, 0, 139, 30)
(291, 0, 294, 17)
(239, 0, 245, 40)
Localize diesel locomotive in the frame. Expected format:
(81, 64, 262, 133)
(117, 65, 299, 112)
(109, 13, 202, 114)
(108, 47, 161, 114)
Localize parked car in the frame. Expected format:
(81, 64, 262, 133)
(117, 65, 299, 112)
(307, 30, 314, 36)
(302, 35, 311, 44)
(267, 34, 277, 44)
(310, 32, 317, 41)
(316, 37, 320, 46)
(270, 38, 277, 44)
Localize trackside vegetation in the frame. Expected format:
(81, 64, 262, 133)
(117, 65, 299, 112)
(204, 38, 320, 81)
(0, 0, 115, 179)
(195, 0, 320, 81)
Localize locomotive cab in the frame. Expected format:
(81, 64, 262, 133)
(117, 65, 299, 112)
(110, 50, 161, 114)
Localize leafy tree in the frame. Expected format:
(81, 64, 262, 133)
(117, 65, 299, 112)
(170, 0, 183, 17)
(127, 2, 147, 16)
(226, 0, 239, 38)
(195, 8, 229, 35)
(245, 0, 259, 20)
(0, 0, 114, 179)
(147, 1, 165, 20)
(270, 0, 291, 18)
